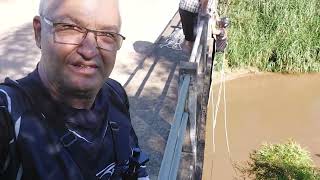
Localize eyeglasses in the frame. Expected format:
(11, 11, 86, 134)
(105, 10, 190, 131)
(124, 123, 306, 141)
(42, 16, 126, 51)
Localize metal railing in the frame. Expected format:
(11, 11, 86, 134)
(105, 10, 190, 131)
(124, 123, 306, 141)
(158, 11, 212, 180)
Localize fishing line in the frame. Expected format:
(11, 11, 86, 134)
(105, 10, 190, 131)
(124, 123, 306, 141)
(208, 0, 237, 177)
(209, 0, 238, 177)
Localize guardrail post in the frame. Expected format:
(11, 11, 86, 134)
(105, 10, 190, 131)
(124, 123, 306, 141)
(200, 14, 210, 75)
(179, 61, 198, 179)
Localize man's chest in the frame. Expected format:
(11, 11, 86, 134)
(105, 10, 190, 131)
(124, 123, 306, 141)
(16, 108, 132, 180)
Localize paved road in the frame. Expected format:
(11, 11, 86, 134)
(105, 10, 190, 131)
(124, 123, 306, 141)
(0, 1, 188, 179)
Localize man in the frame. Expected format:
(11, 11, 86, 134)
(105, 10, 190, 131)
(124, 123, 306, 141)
(179, 0, 208, 52)
(0, 0, 149, 179)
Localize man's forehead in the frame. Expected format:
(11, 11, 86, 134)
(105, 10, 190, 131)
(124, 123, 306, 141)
(55, 15, 120, 32)
(40, 0, 121, 29)
(40, 0, 120, 14)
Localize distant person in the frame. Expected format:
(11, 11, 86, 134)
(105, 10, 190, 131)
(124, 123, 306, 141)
(0, 0, 149, 179)
(179, 0, 208, 52)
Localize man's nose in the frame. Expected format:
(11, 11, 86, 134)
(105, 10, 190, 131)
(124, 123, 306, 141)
(77, 32, 98, 60)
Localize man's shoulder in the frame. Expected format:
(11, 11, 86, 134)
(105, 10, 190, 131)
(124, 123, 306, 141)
(0, 79, 16, 107)
(104, 78, 130, 113)
(0, 77, 33, 117)
(105, 78, 126, 97)
(105, 78, 123, 88)
(0, 78, 23, 100)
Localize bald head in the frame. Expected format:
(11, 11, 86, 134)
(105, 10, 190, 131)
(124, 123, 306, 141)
(38, 0, 121, 27)
(39, 0, 59, 16)
(38, 0, 47, 15)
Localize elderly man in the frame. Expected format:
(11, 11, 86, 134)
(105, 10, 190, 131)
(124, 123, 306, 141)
(0, 0, 149, 179)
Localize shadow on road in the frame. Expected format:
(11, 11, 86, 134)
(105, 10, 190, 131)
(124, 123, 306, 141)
(121, 36, 188, 178)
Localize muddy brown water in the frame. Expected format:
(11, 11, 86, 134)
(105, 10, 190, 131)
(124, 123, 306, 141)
(202, 73, 320, 180)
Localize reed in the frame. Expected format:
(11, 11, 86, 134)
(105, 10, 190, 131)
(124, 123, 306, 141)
(218, 0, 320, 73)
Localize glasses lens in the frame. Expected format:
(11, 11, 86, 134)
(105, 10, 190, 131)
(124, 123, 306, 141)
(97, 32, 123, 51)
(52, 23, 125, 51)
(54, 24, 85, 45)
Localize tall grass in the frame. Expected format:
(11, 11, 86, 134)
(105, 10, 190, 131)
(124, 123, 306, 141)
(218, 0, 320, 73)
(236, 140, 320, 179)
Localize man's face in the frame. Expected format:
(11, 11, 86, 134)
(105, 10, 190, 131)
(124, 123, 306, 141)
(37, 0, 121, 95)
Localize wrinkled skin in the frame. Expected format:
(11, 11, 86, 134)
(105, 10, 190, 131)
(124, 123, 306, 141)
(33, 0, 121, 109)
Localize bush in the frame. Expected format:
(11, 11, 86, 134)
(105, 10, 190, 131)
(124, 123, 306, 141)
(236, 140, 320, 179)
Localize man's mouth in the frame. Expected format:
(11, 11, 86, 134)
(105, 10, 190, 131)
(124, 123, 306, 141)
(73, 64, 98, 69)
(70, 63, 98, 75)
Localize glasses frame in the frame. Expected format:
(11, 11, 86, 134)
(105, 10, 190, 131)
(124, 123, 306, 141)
(42, 16, 126, 51)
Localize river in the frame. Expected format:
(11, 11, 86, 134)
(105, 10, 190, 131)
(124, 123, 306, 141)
(202, 73, 320, 179)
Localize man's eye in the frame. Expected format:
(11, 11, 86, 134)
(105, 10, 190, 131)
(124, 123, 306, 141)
(99, 32, 117, 43)
(57, 24, 82, 31)
(98, 32, 114, 38)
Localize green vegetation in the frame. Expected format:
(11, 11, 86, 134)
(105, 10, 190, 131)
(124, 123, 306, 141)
(218, 0, 320, 73)
(236, 140, 320, 179)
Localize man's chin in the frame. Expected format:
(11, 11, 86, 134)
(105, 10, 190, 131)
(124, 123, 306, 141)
(66, 79, 102, 93)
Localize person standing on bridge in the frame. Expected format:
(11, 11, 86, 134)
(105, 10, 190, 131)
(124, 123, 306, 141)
(0, 0, 149, 179)
(179, 0, 208, 52)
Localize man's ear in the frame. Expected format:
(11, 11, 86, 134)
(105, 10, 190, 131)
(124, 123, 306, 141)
(33, 16, 42, 49)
